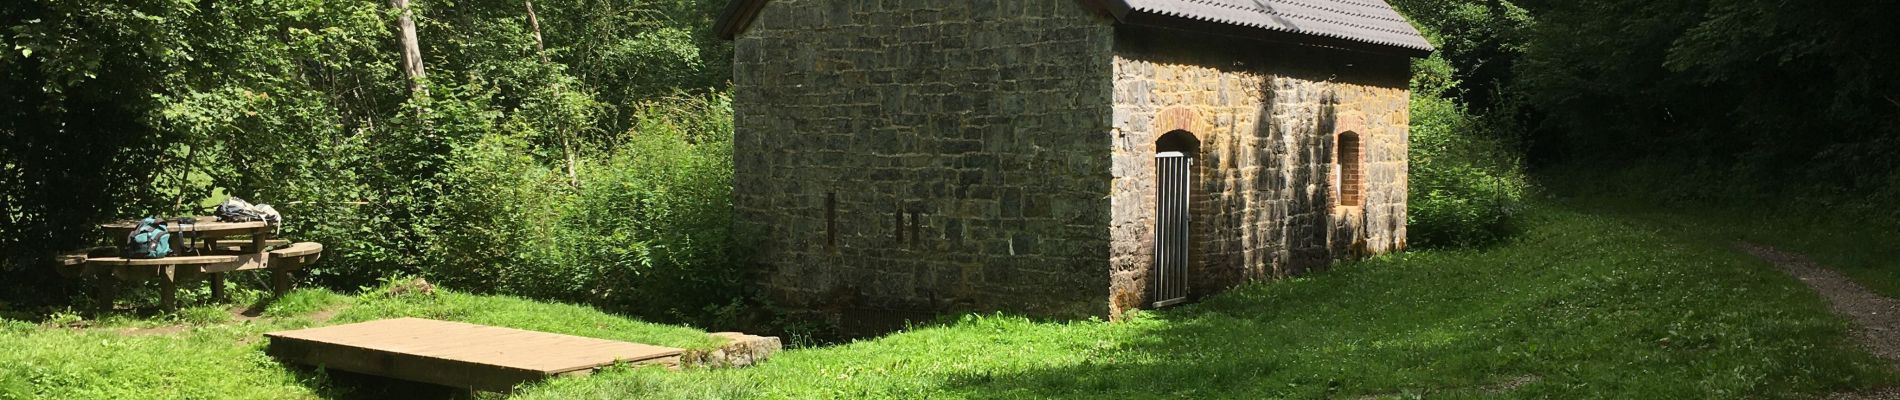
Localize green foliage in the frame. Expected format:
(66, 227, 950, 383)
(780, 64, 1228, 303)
(1390, 0, 1535, 248)
(516, 203, 1891, 399)
(1406, 55, 1531, 248)
(0, 0, 739, 319)
(1389, 0, 1534, 111)
(1508, 0, 1900, 192)
(1397, 0, 1900, 234)
(423, 95, 742, 324)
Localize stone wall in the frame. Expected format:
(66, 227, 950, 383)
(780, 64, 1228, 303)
(1107, 27, 1412, 317)
(731, 0, 1118, 319)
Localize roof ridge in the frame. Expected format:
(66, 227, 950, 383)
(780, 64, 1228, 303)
(1122, 0, 1433, 52)
(712, 0, 1435, 54)
(1189, 0, 1408, 24)
(1177, 0, 1416, 37)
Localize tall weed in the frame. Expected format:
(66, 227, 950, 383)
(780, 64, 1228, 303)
(1407, 55, 1531, 248)
(423, 95, 743, 324)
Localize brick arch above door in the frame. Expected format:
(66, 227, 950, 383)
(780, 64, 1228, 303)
(1153, 107, 1203, 151)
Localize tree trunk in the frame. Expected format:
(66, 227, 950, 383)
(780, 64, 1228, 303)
(525, 0, 550, 64)
(525, 0, 578, 186)
(391, 0, 427, 96)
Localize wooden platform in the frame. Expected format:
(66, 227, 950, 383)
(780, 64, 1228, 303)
(265, 318, 684, 392)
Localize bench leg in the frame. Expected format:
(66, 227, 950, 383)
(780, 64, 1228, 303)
(210, 273, 225, 302)
(272, 270, 291, 297)
(159, 274, 177, 311)
(95, 278, 117, 315)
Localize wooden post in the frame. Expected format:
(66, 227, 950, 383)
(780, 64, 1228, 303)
(95, 277, 117, 315)
(159, 266, 177, 311)
(210, 273, 226, 302)
(273, 270, 292, 297)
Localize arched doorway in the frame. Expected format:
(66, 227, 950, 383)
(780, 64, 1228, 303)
(1153, 130, 1199, 307)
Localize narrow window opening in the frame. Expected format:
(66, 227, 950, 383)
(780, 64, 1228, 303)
(1336, 132, 1364, 207)
(825, 192, 837, 251)
(894, 206, 905, 244)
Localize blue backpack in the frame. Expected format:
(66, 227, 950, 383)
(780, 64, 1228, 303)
(123, 217, 172, 259)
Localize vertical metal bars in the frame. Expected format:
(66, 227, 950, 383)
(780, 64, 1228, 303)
(1153, 152, 1191, 308)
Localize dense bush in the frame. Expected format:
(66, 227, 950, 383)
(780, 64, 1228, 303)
(424, 96, 743, 323)
(1390, 0, 1535, 248)
(1512, 0, 1900, 187)
(0, 0, 740, 320)
(1406, 55, 1531, 248)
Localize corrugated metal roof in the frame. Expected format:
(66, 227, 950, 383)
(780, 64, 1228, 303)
(715, 0, 1434, 55)
(1109, 0, 1434, 53)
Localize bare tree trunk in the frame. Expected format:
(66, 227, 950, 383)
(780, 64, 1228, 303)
(525, 0, 550, 64)
(525, 0, 578, 187)
(562, 135, 578, 187)
(391, 0, 427, 96)
(170, 144, 198, 213)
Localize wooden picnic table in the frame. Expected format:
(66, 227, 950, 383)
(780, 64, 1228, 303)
(64, 216, 324, 312)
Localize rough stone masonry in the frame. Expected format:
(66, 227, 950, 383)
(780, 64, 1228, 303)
(724, 0, 1420, 321)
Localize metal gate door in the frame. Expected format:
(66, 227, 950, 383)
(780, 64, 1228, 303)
(1153, 151, 1191, 307)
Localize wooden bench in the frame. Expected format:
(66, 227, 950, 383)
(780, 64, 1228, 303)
(70, 217, 323, 313)
(85, 255, 244, 311)
(267, 242, 324, 295)
(55, 247, 116, 277)
(80, 242, 324, 312)
(270, 242, 324, 258)
(194, 239, 290, 253)
(85, 255, 243, 266)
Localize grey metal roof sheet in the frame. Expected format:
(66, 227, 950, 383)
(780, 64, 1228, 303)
(715, 0, 1434, 55)
(1112, 0, 1434, 53)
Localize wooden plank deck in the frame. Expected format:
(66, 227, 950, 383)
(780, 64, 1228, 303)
(265, 318, 684, 392)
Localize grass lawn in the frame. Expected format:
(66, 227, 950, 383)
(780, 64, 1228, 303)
(0, 284, 715, 400)
(514, 204, 1894, 399)
(1564, 195, 1900, 300)
(1, 203, 1891, 399)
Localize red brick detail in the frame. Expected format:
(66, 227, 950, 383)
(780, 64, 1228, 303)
(1155, 107, 1198, 139)
(1337, 132, 1364, 207)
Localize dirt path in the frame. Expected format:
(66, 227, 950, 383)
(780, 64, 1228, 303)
(1736, 242, 1900, 399)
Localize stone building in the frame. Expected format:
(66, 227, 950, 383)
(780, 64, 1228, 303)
(716, 0, 1432, 320)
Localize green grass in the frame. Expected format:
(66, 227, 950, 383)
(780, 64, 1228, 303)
(1565, 196, 1900, 300)
(514, 204, 1894, 399)
(0, 319, 322, 400)
(1540, 163, 1900, 300)
(1, 203, 1891, 399)
(0, 282, 714, 400)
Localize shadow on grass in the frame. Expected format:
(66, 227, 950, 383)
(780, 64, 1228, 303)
(931, 266, 1536, 399)
(919, 207, 1890, 398)
(283, 364, 477, 400)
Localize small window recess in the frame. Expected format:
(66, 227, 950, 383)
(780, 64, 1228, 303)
(1335, 132, 1365, 207)
(825, 192, 837, 252)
